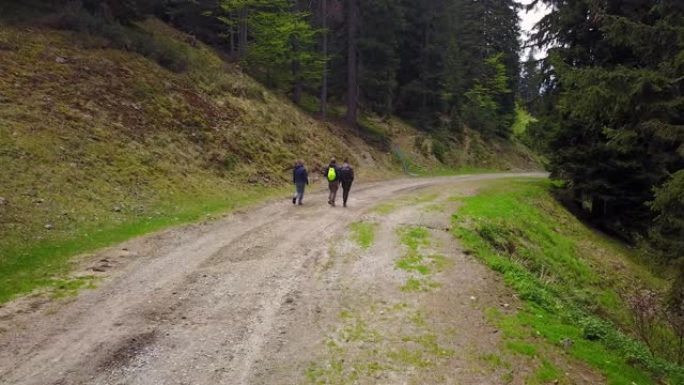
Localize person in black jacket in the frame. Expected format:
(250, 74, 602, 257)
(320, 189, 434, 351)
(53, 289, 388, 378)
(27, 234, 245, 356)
(292, 160, 309, 205)
(338, 159, 355, 208)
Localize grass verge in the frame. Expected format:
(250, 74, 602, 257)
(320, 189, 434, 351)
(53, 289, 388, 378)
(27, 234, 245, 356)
(0, 185, 286, 303)
(451, 179, 684, 384)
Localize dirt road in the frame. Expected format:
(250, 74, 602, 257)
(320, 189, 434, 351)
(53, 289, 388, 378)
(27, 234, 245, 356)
(0, 173, 548, 385)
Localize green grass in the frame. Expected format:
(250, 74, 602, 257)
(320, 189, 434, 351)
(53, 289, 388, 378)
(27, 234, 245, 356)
(394, 226, 450, 293)
(413, 165, 497, 177)
(0, 186, 286, 303)
(392, 143, 497, 177)
(396, 254, 431, 275)
(373, 202, 399, 215)
(306, 302, 454, 385)
(398, 226, 430, 251)
(372, 193, 438, 216)
(452, 179, 684, 384)
(349, 221, 377, 250)
(400, 277, 441, 292)
(505, 341, 538, 357)
(50, 275, 98, 299)
(529, 359, 561, 384)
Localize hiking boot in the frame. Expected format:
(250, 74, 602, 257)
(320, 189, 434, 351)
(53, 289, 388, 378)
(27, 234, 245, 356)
(292, 197, 296, 205)
(298, 202, 303, 206)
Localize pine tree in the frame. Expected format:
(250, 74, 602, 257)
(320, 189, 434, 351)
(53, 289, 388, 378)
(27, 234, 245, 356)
(461, 53, 513, 137)
(216, 0, 322, 92)
(357, 0, 405, 116)
(395, 0, 452, 128)
(529, 0, 684, 237)
(518, 52, 541, 112)
(346, 0, 359, 125)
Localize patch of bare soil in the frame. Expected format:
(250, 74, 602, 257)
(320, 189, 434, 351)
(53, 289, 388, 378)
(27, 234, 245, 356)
(0, 173, 601, 385)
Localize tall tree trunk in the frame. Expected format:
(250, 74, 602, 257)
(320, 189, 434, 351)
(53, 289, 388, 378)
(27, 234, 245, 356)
(238, 8, 248, 58)
(346, 0, 359, 125)
(291, 2, 303, 104)
(229, 11, 235, 54)
(421, 23, 429, 112)
(320, 0, 328, 119)
(292, 50, 302, 104)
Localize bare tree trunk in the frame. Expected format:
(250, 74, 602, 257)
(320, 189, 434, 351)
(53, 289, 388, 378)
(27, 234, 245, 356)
(346, 0, 358, 125)
(238, 8, 248, 58)
(291, 1, 303, 104)
(292, 53, 302, 104)
(320, 0, 328, 119)
(421, 23, 429, 111)
(229, 11, 235, 54)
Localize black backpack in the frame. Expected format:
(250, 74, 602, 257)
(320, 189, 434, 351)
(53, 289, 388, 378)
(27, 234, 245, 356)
(338, 166, 352, 182)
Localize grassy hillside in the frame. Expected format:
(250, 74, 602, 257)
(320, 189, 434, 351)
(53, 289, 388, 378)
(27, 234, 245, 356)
(0, 19, 389, 301)
(0, 17, 537, 302)
(451, 179, 684, 384)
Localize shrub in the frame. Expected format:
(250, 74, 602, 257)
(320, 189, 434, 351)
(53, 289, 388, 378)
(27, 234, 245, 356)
(624, 287, 684, 365)
(55, 1, 190, 72)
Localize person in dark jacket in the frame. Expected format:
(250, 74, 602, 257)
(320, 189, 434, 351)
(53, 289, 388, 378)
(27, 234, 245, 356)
(338, 159, 355, 208)
(324, 157, 340, 206)
(292, 160, 309, 205)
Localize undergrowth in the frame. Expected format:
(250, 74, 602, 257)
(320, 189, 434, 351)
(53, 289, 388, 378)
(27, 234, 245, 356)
(451, 179, 684, 384)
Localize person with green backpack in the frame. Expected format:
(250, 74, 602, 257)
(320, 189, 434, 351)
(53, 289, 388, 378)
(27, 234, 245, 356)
(324, 157, 340, 206)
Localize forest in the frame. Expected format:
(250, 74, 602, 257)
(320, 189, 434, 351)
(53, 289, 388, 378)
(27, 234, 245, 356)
(40, 0, 521, 137)
(1, 0, 683, 380)
(53, 0, 682, 313)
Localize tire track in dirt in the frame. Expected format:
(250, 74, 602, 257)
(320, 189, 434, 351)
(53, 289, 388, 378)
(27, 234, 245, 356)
(0, 173, 545, 385)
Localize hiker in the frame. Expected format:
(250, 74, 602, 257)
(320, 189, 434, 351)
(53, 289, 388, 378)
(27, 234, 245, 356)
(292, 160, 309, 205)
(324, 157, 340, 206)
(338, 159, 355, 208)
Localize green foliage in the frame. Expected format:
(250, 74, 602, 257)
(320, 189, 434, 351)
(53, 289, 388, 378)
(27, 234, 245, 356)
(452, 179, 684, 383)
(649, 170, 684, 267)
(33, 0, 526, 139)
(358, 0, 405, 116)
(461, 54, 514, 137)
(216, 0, 322, 91)
(57, 2, 191, 72)
(512, 103, 535, 137)
(530, 0, 684, 241)
(82, 0, 152, 23)
(247, 8, 321, 88)
(648, 170, 684, 305)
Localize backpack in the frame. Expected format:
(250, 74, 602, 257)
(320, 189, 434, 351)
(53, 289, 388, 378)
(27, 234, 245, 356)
(338, 166, 352, 181)
(327, 166, 337, 182)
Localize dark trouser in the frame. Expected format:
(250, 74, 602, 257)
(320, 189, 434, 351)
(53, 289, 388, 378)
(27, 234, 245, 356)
(341, 180, 353, 207)
(328, 181, 339, 205)
(294, 182, 306, 204)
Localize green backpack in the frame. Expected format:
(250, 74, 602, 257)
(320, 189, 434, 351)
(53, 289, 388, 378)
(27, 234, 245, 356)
(327, 166, 337, 182)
